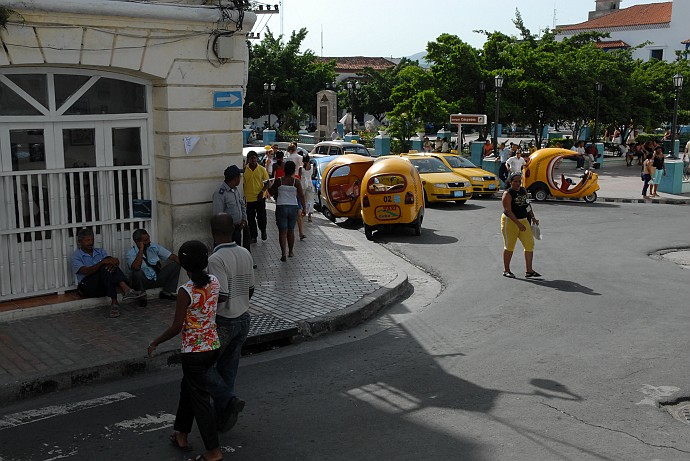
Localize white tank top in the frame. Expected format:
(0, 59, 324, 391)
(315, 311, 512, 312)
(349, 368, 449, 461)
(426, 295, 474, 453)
(276, 177, 298, 206)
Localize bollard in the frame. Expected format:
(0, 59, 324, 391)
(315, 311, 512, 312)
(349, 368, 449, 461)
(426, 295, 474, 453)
(263, 129, 276, 145)
(374, 133, 391, 156)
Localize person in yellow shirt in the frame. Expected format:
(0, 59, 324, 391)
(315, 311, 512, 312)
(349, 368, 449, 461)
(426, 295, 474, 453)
(243, 151, 269, 243)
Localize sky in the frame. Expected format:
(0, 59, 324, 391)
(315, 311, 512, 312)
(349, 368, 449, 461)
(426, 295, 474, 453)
(251, 0, 655, 58)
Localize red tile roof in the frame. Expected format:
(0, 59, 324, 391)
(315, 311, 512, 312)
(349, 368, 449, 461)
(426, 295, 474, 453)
(317, 56, 397, 73)
(594, 40, 630, 49)
(558, 2, 672, 31)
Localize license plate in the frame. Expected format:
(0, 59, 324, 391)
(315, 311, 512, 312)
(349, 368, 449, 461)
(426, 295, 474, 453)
(453, 191, 465, 198)
(489, 184, 496, 190)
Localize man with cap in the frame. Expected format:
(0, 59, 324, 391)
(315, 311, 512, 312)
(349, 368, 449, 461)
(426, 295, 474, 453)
(212, 165, 249, 252)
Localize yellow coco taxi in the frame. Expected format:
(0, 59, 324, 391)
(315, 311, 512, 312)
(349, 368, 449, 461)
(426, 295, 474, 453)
(430, 153, 500, 197)
(401, 154, 473, 204)
(360, 156, 424, 240)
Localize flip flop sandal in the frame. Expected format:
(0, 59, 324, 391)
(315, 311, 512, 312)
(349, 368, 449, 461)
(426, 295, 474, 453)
(502, 271, 516, 278)
(109, 306, 121, 318)
(169, 433, 193, 452)
(525, 271, 542, 278)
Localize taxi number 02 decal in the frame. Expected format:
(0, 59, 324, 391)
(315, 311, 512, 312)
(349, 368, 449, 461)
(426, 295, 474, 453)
(383, 195, 392, 203)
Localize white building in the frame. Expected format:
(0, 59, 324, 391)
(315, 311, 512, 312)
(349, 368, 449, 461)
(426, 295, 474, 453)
(556, 0, 689, 62)
(0, 0, 254, 301)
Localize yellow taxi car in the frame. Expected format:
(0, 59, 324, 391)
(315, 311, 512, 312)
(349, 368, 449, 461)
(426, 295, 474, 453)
(401, 154, 473, 204)
(428, 153, 500, 197)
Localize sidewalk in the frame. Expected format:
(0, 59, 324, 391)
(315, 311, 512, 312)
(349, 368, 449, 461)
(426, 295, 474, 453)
(0, 205, 411, 405)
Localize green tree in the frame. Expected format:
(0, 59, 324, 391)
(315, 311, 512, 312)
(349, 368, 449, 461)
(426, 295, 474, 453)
(357, 58, 416, 123)
(246, 28, 335, 124)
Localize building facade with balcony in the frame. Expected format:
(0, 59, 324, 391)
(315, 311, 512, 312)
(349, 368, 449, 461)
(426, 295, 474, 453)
(0, 0, 253, 301)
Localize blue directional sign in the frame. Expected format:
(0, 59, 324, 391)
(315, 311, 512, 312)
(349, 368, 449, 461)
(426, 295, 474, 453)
(213, 90, 243, 108)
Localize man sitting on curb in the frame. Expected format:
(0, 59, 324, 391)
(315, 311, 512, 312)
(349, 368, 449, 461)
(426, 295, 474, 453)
(125, 229, 181, 307)
(71, 228, 144, 318)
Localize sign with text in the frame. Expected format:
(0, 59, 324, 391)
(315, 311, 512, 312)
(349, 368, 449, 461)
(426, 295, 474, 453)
(450, 114, 487, 125)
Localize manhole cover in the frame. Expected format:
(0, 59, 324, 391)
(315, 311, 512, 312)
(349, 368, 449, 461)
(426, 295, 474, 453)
(666, 403, 690, 425)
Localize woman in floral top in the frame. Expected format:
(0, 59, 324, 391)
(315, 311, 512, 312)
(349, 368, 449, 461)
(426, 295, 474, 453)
(148, 240, 223, 461)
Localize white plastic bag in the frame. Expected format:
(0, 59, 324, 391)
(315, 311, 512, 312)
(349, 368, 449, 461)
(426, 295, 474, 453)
(531, 222, 542, 240)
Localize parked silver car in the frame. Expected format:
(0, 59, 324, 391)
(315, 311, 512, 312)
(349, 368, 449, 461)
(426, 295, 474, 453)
(309, 140, 373, 157)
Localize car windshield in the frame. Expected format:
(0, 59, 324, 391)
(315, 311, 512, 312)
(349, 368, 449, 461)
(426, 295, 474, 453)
(343, 146, 370, 156)
(443, 155, 477, 168)
(409, 157, 452, 174)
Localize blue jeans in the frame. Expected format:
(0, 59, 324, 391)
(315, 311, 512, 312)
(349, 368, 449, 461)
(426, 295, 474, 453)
(206, 312, 250, 413)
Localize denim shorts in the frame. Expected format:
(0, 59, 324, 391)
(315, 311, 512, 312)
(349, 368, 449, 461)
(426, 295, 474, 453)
(652, 169, 663, 185)
(275, 205, 298, 230)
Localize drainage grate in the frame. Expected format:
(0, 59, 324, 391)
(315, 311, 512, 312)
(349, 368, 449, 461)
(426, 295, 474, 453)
(246, 314, 299, 346)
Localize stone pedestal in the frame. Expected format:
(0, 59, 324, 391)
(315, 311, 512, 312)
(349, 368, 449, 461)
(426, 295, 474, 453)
(375, 134, 391, 156)
(344, 134, 360, 143)
(470, 141, 485, 165)
(316, 90, 337, 142)
(242, 128, 251, 145)
(663, 139, 680, 158)
(436, 129, 449, 140)
(411, 137, 423, 152)
(481, 157, 501, 175)
(658, 159, 684, 194)
(263, 129, 276, 145)
(337, 123, 344, 139)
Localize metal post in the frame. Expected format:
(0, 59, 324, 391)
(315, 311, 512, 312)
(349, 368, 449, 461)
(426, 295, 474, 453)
(669, 73, 684, 159)
(493, 76, 503, 155)
(479, 81, 485, 140)
(264, 82, 275, 130)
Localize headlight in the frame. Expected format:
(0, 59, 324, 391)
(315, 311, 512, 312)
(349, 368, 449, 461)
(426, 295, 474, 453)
(433, 183, 448, 188)
(471, 176, 482, 181)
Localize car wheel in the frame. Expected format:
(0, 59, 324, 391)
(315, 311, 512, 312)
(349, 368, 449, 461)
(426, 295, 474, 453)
(323, 207, 336, 223)
(583, 192, 597, 203)
(413, 218, 422, 236)
(455, 200, 467, 205)
(532, 187, 548, 202)
(423, 190, 430, 207)
(364, 224, 374, 240)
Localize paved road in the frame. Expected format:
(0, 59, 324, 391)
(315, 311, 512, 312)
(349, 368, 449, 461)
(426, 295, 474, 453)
(2, 199, 690, 460)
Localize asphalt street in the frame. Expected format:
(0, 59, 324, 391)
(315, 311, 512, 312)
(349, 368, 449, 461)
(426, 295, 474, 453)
(1, 198, 689, 460)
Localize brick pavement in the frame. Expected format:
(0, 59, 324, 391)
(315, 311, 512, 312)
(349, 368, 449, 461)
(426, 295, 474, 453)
(0, 206, 407, 403)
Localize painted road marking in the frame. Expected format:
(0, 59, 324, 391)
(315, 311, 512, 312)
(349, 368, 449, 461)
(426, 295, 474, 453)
(0, 392, 135, 430)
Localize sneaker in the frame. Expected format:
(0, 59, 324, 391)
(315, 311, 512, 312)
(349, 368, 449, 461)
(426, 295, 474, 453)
(159, 291, 177, 300)
(123, 289, 145, 300)
(217, 397, 245, 433)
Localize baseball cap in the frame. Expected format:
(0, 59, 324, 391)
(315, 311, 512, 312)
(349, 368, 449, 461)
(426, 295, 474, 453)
(224, 165, 243, 179)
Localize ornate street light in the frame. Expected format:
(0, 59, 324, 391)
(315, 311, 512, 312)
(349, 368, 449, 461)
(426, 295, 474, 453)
(493, 74, 504, 156)
(594, 82, 603, 142)
(669, 73, 684, 159)
(263, 82, 276, 129)
(346, 80, 360, 135)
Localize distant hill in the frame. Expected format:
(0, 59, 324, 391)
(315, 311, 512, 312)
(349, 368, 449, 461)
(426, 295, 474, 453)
(407, 51, 431, 68)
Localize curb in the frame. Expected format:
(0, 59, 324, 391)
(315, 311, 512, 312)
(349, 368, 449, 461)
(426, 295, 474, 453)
(547, 196, 690, 205)
(297, 272, 412, 338)
(0, 273, 411, 406)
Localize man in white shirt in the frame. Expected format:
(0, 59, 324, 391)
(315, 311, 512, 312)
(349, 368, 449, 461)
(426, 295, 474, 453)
(506, 151, 526, 176)
(206, 213, 254, 432)
(568, 140, 586, 169)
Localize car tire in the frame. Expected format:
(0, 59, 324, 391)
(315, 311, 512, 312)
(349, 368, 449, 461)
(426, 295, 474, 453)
(364, 224, 374, 240)
(323, 207, 336, 223)
(532, 187, 548, 202)
(455, 200, 467, 205)
(423, 191, 430, 207)
(413, 218, 422, 236)
(583, 192, 597, 203)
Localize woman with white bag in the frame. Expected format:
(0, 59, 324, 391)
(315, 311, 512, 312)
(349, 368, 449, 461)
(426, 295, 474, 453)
(500, 173, 541, 279)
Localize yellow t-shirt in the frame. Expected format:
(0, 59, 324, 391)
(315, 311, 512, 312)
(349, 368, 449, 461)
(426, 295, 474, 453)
(243, 164, 269, 202)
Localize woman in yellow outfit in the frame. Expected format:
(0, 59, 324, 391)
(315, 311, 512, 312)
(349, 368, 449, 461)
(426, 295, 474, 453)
(501, 173, 540, 278)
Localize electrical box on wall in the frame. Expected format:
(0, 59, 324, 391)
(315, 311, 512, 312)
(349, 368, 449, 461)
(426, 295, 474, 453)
(216, 35, 235, 59)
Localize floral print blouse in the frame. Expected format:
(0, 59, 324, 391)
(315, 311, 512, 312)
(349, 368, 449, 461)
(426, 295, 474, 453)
(179, 275, 221, 353)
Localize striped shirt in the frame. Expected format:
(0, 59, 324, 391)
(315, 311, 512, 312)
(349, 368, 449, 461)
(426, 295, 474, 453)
(207, 242, 255, 319)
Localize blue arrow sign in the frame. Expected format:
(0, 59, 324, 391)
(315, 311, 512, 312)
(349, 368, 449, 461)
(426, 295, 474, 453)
(213, 91, 243, 108)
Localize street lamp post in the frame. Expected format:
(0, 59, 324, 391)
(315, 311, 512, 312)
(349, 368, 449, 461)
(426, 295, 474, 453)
(669, 73, 684, 159)
(263, 82, 276, 129)
(347, 80, 360, 135)
(493, 74, 504, 156)
(593, 82, 602, 143)
(479, 81, 486, 140)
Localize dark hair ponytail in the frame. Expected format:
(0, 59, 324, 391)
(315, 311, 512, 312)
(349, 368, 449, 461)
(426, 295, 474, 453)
(178, 240, 211, 288)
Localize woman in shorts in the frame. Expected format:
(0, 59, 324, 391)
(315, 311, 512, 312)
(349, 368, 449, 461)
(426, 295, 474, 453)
(501, 173, 540, 279)
(268, 160, 306, 262)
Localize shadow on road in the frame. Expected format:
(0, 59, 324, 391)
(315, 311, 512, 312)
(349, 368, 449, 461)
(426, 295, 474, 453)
(371, 226, 458, 245)
(517, 278, 601, 295)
